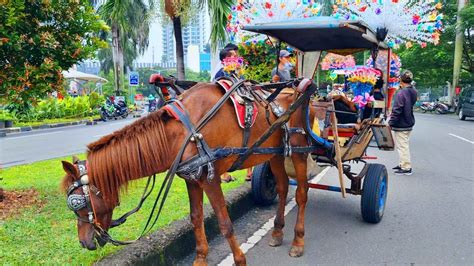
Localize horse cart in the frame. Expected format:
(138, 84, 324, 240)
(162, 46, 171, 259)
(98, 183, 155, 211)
(244, 17, 395, 224)
(63, 16, 396, 264)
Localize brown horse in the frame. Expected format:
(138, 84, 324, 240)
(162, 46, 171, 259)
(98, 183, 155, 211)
(61, 81, 316, 265)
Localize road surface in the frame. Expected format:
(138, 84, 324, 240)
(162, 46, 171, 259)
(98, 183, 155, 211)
(179, 113, 474, 265)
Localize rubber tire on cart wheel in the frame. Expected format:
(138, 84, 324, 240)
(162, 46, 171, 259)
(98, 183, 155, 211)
(458, 108, 466, 120)
(251, 162, 277, 206)
(361, 163, 388, 224)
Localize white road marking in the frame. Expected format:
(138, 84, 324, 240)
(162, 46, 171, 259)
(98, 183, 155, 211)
(218, 167, 331, 266)
(449, 133, 474, 144)
(5, 131, 64, 140)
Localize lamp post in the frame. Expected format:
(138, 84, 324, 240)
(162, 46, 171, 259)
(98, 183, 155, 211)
(451, 0, 468, 105)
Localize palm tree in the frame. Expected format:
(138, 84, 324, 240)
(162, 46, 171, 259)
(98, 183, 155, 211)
(163, 0, 233, 80)
(99, 0, 154, 95)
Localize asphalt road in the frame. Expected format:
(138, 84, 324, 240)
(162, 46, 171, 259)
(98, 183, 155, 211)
(0, 117, 137, 168)
(179, 113, 474, 265)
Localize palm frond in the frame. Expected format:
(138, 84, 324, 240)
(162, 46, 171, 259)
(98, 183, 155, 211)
(206, 0, 233, 51)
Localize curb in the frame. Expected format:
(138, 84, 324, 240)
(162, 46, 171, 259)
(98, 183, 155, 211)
(0, 119, 98, 137)
(95, 183, 253, 266)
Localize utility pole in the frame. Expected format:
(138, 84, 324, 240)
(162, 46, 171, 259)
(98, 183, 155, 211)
(450, 0, 468, 105)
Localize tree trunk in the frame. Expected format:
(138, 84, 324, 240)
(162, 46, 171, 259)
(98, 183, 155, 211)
(118, 37, 125, 96)
(111, 22, 123, 95)
(172, 16, 185, 80)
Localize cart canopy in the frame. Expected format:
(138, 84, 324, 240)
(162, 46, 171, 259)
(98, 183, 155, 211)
(243, 16, 387, 54)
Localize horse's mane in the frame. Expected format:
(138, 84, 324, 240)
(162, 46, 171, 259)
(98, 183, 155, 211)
(87, 111, 170, 206)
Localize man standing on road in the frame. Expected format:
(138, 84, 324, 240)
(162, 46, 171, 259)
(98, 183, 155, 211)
(389, 70, 418, 175)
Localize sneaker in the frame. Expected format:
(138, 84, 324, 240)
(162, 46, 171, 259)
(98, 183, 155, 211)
(394, 168, 412, 175)
(392, 165, 402, 170)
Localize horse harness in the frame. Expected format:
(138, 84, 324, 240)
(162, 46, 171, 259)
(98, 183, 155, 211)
(65, 78, 331, 246)
(165, 77, 303, 182)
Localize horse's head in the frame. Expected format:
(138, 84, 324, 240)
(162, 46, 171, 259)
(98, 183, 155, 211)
(61, 156, 114, 250)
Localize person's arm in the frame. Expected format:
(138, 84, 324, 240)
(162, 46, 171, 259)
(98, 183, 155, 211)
(332, 95, 357, 112)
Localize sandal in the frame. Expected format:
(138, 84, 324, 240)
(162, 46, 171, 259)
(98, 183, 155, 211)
(245, 174, 252, 181)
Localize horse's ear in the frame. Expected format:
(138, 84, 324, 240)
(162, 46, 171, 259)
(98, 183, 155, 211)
(62, 161, 79, 179)
(72, 155, 80, 164)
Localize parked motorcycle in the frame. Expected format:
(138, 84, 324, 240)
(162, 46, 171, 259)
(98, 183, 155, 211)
(420, 100, 449, 114)
(100, 98, 129, 121)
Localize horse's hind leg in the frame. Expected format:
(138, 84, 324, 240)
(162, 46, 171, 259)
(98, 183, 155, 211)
(268, 156, 289, 247)
(186, 180, 209, 266)
(289, 153, 309, 257)
(202, 180, 246, 265)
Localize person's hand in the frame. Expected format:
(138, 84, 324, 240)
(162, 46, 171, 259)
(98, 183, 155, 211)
(272, 75, 280, 82)
(331, 95, 342, 101)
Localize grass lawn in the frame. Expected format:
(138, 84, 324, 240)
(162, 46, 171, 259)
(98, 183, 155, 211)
(0, 155, 246, 264)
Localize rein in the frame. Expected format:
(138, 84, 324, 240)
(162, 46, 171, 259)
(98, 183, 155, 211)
(66, 80, 248, 246)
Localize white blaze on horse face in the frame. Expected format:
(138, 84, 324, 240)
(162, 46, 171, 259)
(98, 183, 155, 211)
(81, 175, 89, 185)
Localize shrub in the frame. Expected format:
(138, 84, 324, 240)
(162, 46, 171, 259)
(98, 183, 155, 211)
(0, 110, 15, 121)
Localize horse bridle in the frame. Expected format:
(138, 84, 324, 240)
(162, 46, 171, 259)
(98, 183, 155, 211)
(66, 160, 101, 224)
(65, 159, 159, 245)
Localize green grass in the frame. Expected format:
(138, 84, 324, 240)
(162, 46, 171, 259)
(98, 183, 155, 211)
(14, 116, 100, 128)
(0, 155, 246, 264)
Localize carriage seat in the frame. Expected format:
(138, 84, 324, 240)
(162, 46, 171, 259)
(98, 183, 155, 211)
(327, 123, 359, 138)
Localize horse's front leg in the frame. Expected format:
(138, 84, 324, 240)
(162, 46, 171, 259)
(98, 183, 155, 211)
(289, 153, 309, 257)
(202, 179, 246, 266)
(185, 180, 209, 266)
(268, 156, 289, 247)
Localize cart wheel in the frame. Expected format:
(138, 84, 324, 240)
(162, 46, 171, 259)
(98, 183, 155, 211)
(251, 162, 277, 206)
(361, 164, 388, 224)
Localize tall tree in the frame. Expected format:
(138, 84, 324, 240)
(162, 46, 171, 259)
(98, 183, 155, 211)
(0, 1, 106, 111)
(98, 0, 154, 95)
(162, 0, 233, 80)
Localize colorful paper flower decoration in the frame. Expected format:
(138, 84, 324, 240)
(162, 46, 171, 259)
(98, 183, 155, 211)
(226, 0, 323, 43)
(321, 53, 356, 70)
(222, 56, 247, 78)
(345, 67, 379, 108)
(332, 0, 444, 49)
(347, 67, 379, 86)
(366, 50, 402, 88)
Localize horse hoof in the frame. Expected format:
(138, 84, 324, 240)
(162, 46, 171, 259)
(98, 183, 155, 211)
(289, 246, 304, 257)
(269, 236, 283, 247)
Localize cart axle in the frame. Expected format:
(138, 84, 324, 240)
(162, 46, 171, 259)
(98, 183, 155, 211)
(289, 180, 354, 195)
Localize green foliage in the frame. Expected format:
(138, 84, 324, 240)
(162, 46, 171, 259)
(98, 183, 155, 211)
(238, 40, 281, 82)
(1, 155, 247, 264)
(0, 1, 107, 110)
(11, 95, 104, 122)
(0, 109, 15, 121)
(396, 1, 473, 90)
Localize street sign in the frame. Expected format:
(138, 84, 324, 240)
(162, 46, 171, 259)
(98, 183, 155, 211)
(129, 71, 139, 86)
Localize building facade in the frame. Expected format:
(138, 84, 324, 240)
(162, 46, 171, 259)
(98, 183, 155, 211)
(161, 9, 208, 65)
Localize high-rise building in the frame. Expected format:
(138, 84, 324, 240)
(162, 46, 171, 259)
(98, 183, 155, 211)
(161, 9, 208, 65)
(161, 23, 176, 64)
